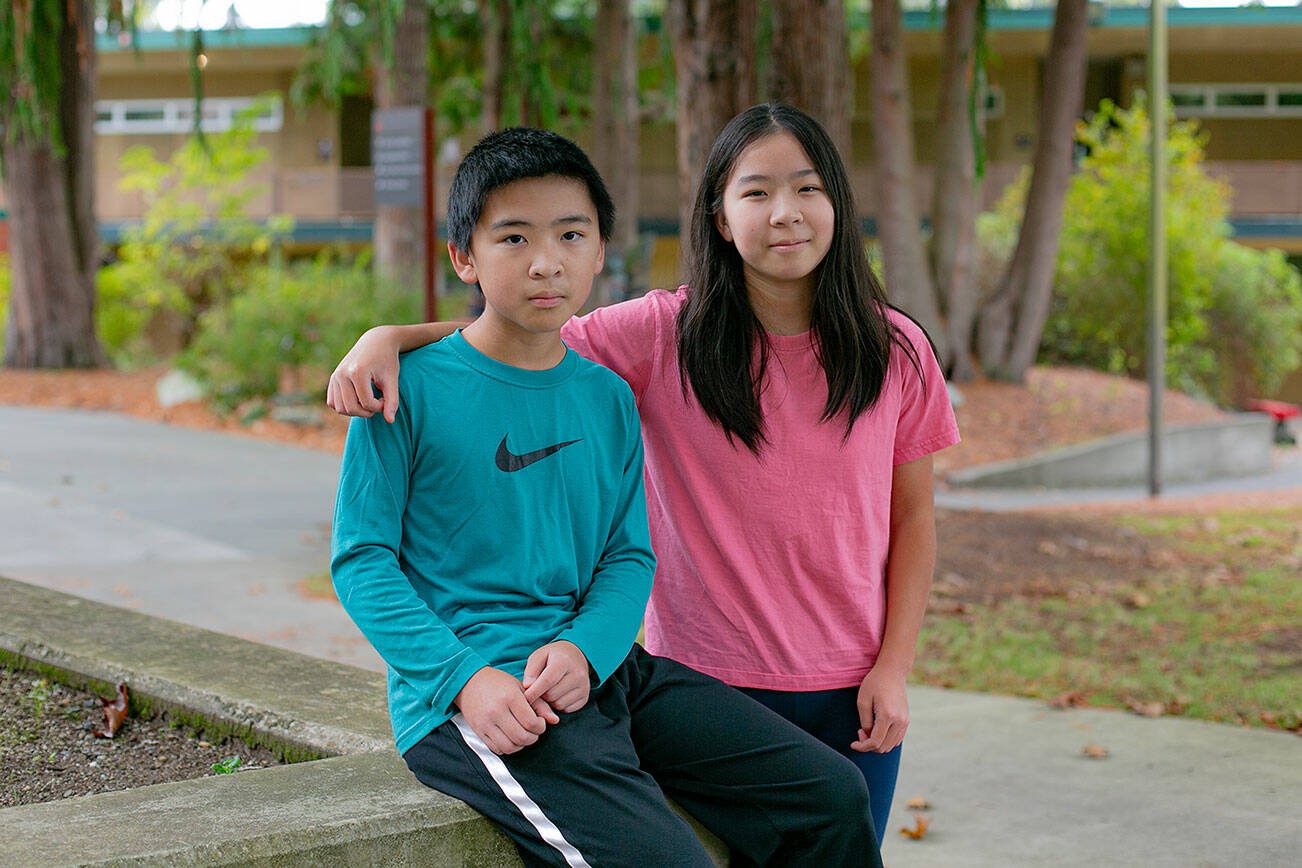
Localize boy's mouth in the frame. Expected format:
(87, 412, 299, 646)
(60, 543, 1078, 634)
(528, 292, 566, 308)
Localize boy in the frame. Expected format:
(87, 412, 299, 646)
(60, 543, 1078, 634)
(331, 128, 877, 867)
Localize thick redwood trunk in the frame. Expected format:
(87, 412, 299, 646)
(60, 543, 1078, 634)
(372, 0, 429, 285)
(591, 0, 640, 305)
(2, 0, 103, 368)
(667, 0, 754, 246)
(869, 0, 947, 360)
(931, 0, 981, 380)
(978, 0, 1088, 381)
(768, 0, 851, 156)
(479, 0, 505, 134)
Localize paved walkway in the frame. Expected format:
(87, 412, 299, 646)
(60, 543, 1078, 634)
(2, 405, 1298, 866)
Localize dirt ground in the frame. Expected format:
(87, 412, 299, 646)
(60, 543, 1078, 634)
(0, 666, 281, 808)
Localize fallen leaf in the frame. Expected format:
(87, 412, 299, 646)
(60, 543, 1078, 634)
(1126, 698, 1165, 718)
(899, 814, 930, 840)
(905, 796, 932, 811)
(1123, 591, 1151, 609)
(92, 682, 128, 739)
(1082, 744, 1109, 759)
(1049, 690, 1088, 709)
(1165, 696, 1189, 715)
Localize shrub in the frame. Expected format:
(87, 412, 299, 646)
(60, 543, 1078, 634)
(98, 97, 292, 362)
(1202, 244, 1302, 406)
(1040, 97, 1229, 391)
(982, 96, 1302, 405)
(180, 249, 419, 409)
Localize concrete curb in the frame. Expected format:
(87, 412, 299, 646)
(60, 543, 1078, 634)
(948, 413, 1274, 489)
(0, 576, 523, 866)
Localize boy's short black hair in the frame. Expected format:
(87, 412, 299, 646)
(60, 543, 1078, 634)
(447, 127, 615, 251)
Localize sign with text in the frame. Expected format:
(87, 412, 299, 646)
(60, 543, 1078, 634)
(372, 107, 426, 208)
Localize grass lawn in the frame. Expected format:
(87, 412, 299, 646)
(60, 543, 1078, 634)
(916, 506, 1301, 733)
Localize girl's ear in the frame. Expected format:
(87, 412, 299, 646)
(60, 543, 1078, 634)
(714, 210, 733, 243)
(448, 241, 478, 285)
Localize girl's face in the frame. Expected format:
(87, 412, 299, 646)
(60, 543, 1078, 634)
(714, 130, 835, 300)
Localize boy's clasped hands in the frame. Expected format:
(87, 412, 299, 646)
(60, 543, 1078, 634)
(453, 639, 591, 755)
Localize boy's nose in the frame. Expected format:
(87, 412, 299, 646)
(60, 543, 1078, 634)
(528, 250, 563, 278)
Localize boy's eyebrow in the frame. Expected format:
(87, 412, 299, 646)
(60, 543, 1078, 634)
(487, 214, 593, 230)
(734, 168, 820, 185)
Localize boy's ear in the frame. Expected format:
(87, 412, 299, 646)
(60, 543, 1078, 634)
(714, 211, 733, 243)
(593, 238, 606, 276)
(448, 241, 478, 285)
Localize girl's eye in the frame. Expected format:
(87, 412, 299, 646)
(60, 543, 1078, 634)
(800, 184, 823, 194)
(742, 190, 766, 199)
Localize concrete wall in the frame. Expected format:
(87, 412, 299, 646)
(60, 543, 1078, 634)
(947, 414, 1276, 489)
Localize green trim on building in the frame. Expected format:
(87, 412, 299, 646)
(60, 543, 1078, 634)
(97, 26, 316, 54)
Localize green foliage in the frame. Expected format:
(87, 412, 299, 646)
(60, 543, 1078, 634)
(1202, 243, 1302, 406)
(211, 755, 243, 774)
(26, 678, 51, 717)
(97, 99, 293, 363)
(983, 97, 1302, 405)
(0, 254, 9, 357)
(294, 0, 598, 139)
(180, 249, 419, 410)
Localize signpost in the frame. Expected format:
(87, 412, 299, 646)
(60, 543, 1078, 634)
(372, 106, 438, 320)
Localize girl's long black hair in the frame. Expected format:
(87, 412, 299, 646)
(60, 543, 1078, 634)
(676, 103, 922, 453)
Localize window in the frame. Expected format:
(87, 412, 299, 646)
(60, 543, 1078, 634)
(1170, 84, 1302, 118)
(93, 96, 283, 135)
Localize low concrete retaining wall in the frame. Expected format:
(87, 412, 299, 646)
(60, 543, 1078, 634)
(0, 576, 726, 866)
(947, 413, 1275, 489)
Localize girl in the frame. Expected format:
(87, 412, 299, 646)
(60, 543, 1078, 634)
(327, 104, 959, 839)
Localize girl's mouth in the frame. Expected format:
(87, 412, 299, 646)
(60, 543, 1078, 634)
(770, 239, 808, 251)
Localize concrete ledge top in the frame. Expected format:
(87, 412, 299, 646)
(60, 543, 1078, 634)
(0, 575, 526, 866)
(0, 575, 391, 756)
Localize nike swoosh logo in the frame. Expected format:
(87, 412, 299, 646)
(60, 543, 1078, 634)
(495, 435, 582, 472)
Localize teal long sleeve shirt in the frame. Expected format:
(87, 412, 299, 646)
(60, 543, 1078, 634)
(330, 331, 655, 753)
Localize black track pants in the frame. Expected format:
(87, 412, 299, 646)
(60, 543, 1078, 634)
(403, 646, 879, 867)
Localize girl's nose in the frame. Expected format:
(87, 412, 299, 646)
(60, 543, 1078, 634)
(771, 193, 803, 226)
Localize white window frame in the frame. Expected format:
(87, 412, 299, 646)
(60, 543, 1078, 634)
(1169, 83, 1302, 119)
(93, 96, 284, 135)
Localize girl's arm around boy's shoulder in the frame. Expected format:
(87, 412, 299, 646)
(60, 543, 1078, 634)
(563, 288, 684, 401)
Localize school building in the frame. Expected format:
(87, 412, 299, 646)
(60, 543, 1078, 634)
(24, 5, 1290, 249)
(0, 5, 1299, 397)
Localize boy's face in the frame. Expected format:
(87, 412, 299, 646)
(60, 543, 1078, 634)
(449, 175, 604, 339)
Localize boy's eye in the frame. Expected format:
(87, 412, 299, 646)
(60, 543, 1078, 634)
(561, 230, 584, 241)
(502, 235, 526, 245)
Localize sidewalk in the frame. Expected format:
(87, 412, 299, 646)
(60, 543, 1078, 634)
(2, 405, 1298, 866)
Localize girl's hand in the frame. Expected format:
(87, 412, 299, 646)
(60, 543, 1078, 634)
(326, 326, 403, 423)
(851, 666, 909, 754)
(522, 640, 592, 714)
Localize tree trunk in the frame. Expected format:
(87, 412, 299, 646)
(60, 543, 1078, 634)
(768, 0, 850, 156)
(869, 0, 947, 361)
(372, 0, 429, 286)
(591, 0, 640, 306)
(977, 0, 1088, 381)
(930, 0, 981, 380)
(666, 0, 753, 248)
(1, 0, 104, 368)
(479, 0, 504, 134)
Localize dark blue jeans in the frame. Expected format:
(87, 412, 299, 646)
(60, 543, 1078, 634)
(738, 685, 903, 841)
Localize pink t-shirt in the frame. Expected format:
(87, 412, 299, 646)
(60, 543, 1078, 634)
(562, 289, 960, 691)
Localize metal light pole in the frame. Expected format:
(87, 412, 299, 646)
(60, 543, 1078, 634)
(1148, 0, 1168, 497)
